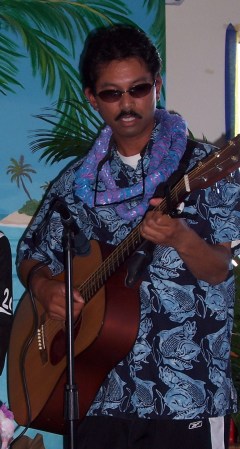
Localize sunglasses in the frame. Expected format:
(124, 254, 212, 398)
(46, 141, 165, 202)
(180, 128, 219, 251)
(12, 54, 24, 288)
(96, 80, 156, 103)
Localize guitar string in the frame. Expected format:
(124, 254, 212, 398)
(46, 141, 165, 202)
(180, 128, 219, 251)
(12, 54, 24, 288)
(78, 141, 238, 302)
(31, 141, 239, 350)
(18, 141, 240, 432)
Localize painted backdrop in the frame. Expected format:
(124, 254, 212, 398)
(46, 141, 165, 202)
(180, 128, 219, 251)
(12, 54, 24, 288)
(0, 1, 166, 448)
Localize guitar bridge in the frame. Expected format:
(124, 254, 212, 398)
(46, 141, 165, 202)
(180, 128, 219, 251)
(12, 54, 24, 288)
(37, 313, 48, 364)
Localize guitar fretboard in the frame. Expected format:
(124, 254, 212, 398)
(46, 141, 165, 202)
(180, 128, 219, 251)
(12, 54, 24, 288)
(78, 136, 240, 304)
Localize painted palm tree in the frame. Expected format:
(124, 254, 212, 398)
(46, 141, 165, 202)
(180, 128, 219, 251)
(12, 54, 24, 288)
(0, 0, 135, 149)
(1, 0, 166, 164)
(1, 0, 134, 97)
(6, 155, 37, 201)
(40, 181, 51, 192)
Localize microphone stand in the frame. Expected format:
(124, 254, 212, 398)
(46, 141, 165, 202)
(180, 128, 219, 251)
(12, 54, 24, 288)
(32, 197, 80, 447)
(61, 215, 80, 449)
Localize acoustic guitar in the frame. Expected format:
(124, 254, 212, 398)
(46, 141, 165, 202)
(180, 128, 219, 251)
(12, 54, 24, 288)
(7, 136, 240, 434)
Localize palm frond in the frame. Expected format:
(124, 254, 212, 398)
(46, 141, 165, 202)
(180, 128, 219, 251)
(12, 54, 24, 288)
(0, 33, 24, 94)
(30, 100, 104, 163)
(0, 0, 136, 124)
(1, 0, 166, 164)
(143, 0, 166, 74)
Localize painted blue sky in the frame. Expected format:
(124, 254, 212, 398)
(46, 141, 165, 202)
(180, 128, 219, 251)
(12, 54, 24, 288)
(0, 1, 162, 216)
(0, 4, 165, 447)
(0, 54, 74, 214)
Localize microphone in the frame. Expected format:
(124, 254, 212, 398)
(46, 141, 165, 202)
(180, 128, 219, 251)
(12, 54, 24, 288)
(51, 197, 79, 235)
(33, 197, 90, 256)
(52, 199, 73, 222)
(52, 197, 90, 255)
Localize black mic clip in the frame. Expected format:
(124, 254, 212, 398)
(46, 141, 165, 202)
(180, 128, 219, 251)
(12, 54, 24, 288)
(125, 240, 155, 288)
(52, 198, 79, 235)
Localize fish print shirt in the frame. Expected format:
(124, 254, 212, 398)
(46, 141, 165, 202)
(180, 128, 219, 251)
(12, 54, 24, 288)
(18, 139, 240, 420)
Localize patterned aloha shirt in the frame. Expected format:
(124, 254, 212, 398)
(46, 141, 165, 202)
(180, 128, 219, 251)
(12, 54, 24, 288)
(18, 138, 240, 421)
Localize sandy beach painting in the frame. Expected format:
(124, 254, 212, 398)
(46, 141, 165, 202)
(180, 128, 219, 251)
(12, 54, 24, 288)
(0, 212, 32, 227)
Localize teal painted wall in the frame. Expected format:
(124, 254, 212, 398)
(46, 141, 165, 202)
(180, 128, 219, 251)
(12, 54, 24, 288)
(0, 2, 165, 447)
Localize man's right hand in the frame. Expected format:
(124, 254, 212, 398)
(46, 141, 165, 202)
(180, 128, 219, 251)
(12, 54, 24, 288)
(19, 259, 85, 321)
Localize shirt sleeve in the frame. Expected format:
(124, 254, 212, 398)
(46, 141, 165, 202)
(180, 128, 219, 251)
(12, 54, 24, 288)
(17, 163, 82, 276)
(210, 170, 240, 257)
(186, 141, 240, 255)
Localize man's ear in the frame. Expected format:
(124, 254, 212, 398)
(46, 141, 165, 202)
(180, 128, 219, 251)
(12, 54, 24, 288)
(155, 76, 162, 100)
(84, 87, 99, 111)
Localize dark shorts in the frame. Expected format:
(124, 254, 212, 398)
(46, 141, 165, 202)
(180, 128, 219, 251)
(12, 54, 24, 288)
(74, 415, 230, 449)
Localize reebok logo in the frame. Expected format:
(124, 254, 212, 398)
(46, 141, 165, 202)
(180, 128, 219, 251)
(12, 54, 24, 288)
(188, 421, 203, 430)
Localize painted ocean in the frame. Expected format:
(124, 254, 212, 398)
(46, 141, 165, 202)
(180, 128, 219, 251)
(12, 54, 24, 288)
(0, 212, 8, 220)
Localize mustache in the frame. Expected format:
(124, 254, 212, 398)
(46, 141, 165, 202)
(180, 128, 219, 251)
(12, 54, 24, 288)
(115, 110, 142, 121)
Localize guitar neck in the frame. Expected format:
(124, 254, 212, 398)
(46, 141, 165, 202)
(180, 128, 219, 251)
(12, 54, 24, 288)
(78, 195, 177, 303)
(78, 226, 142, 303)
(78, 135, 240, 303)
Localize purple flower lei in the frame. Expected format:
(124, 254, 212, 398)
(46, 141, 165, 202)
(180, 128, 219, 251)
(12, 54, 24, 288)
(0, 403, 14, 449)
(0, 404, 13, 421)
(75, 109, 187, 220)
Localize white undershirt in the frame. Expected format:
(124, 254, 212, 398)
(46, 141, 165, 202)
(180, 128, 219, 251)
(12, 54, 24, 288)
(117, 151, 141, 169)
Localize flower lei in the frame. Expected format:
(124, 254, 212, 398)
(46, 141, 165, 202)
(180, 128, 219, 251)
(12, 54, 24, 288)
(0, 403, 14, 449)
(75, 108, 187, 220)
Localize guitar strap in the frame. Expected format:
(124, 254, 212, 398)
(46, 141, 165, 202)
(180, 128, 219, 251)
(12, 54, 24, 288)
(125, 138, 201, 288)
(152, 138, 199, 201)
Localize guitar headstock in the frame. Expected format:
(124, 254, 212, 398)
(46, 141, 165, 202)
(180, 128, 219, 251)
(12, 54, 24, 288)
(188, 134, 240, 192)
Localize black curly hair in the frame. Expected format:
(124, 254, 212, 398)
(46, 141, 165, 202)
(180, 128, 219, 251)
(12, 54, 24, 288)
(80, 24, 162, 92)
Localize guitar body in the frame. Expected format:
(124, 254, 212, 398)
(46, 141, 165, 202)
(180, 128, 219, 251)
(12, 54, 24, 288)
(8, 135, 240, 434)
(7, 241, 140, 434)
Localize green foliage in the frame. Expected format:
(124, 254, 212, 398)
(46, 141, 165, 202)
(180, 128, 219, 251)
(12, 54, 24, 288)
(143, 0, 166, 72)
(18, 199, 40, 216)
(0, 35, 24, 95)
(0, 0, 135, 124)
(0, 0, 166, 164)
(31, 100, 104, 163)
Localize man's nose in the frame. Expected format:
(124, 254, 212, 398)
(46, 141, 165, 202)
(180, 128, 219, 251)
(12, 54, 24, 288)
(119, 91, 134, 108)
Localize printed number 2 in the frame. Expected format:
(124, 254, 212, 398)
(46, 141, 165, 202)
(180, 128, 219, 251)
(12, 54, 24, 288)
(1, 288, 13, 315)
